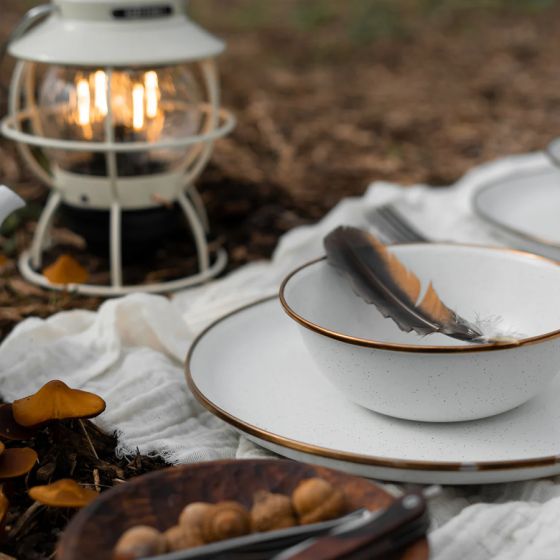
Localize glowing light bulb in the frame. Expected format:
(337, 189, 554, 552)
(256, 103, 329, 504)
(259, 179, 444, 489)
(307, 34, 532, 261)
(145, 71, 159, 119)
(76, 78, 91, 126)
(94, 70, 108, 116)
(132, 83, 145, 131)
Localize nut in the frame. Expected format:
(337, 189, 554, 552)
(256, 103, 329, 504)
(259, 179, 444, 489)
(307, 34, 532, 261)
(292, 478, 345, 524)
(113, 525, 166, 560)
(201, 501, 251, 543)
(178, 502, 214, 547)
(164, 525, 190, 552)
(250, 490, 297, 532)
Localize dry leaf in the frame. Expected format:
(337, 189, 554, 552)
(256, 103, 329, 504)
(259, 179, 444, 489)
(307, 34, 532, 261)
(8, 278, 45, 297)
(50, 228, 87, 250)
(42, 255, 89, 285)
(0, 308, 23, 322)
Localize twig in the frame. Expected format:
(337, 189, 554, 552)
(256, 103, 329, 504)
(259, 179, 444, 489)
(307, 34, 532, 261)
(93, 468, 101, 493)
(78, 419, 99, 460)
(8, 501, 43, 540)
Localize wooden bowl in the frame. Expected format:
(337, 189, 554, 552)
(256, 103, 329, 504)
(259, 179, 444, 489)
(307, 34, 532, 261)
(57, 459, 428, 560)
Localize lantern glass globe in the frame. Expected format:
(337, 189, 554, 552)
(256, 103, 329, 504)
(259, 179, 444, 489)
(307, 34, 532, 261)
(37, 64, 203, 177)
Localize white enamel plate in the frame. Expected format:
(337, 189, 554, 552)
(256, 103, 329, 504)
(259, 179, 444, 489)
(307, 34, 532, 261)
(186, 297, 560, 485)
(473, 167, 560, 261)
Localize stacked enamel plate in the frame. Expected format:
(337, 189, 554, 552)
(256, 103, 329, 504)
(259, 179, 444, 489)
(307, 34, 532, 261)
(187, 157, 560, 485)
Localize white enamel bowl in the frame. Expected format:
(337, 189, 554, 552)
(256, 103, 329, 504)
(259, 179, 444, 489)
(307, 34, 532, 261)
(280, 244, 560, 422)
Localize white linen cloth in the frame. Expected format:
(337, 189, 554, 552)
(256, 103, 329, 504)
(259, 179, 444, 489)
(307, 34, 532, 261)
(1, 151, 559, 558)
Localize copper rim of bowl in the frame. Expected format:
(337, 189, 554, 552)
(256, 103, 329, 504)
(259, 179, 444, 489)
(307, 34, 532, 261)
(279, 243, 560, 354)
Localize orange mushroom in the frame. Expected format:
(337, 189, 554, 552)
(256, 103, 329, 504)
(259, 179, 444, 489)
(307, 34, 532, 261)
(42, 254, 88, 285)
(28, 479, 98, 508)
(0, 487, 8, 528)
(12, 380, 106, 427)
(0, 404, 35, 441)
(0, 448, 38, 478)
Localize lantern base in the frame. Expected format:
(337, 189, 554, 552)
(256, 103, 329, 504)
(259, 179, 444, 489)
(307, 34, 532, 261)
(19, 184, 224, 296)
(58, 202, 185, 262)
(18, 247, 227, 297)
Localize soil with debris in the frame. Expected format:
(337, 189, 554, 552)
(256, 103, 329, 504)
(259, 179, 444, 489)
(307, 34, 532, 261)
(2, 0, 560, 557)
(2, 2, 560, 337)
(1, 419, 168, 559)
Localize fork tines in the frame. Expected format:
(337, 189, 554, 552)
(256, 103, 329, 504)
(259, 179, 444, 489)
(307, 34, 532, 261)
(368, 205, 428, 244)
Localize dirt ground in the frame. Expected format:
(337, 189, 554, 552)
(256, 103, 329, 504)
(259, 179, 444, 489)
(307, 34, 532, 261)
(1, 1, 560, 555)
(2, 1, 560, 339)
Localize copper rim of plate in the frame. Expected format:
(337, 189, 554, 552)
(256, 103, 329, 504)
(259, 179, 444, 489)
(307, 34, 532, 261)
(185, 296, 560, 474)
(473, 168, 560, 249)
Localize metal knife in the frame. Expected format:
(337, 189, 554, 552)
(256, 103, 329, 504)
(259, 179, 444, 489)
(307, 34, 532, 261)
(272, 492, 429, 560)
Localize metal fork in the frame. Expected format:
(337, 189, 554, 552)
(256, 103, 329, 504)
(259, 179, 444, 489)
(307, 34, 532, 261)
(367, 204, 428, 244)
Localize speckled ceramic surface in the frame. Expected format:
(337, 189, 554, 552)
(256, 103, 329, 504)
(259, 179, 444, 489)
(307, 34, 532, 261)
(280, 245, 560, 422)
(186, 297, 560, 485)
(473, 167, 560, 261)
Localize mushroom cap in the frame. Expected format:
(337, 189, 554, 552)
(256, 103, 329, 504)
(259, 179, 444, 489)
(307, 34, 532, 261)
(0, 447, 38, 478)
(12, 380, 106, 427)
(43, 254, 88, 285)
(28, 479, 98, 508)
(0, 404, 36, 440)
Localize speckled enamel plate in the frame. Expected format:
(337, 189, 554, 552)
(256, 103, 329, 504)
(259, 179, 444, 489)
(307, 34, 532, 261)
(473, 167, 560, 261)
(186, 297, 560, 485)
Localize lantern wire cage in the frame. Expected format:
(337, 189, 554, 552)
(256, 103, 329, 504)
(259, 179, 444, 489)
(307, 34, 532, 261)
(1, 1, 236, 296)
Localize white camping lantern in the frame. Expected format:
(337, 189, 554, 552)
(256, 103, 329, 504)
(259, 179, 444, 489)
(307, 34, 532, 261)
(1, 0, 235, 295)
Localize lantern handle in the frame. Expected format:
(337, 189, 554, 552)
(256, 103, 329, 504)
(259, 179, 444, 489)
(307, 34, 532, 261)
(0, 4, 56, 69)
(0, 4, 56, 107)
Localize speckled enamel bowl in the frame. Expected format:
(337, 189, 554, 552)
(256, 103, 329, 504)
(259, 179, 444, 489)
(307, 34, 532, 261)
(280, 244, 560, 422)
